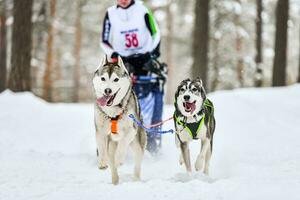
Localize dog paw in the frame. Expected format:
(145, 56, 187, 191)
(133, 175, 141, 181)
(98, 160, 108, 170)
(204, 168, 209, 175)
(195, 157, 204, 171)
(112, 175, 119, 185)
(179, 155, 184, 165)
(98, 165, 108, 170)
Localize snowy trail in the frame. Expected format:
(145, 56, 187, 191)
(1, 85, 300, 200)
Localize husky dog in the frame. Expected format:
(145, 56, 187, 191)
(93, 56, 147, 185)
(174, 78, 216, 175)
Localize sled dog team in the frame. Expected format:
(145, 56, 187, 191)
(93, 56, 216, 184)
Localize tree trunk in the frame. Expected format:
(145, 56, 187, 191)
(211, 2, 222, 91)
(0, 0, 7, 92)
(298, 18, 300, 83)
(165, 0, 173, 104)
(234, 0, 244, 87)
(52, 44, 62, 102)
(8, 0, 33, 92)
(192, 0, 210, 88)
(73, 0, 83, 102)
(255, 0, 263, 87)
(43, 0, 56, 101)
(272, 0, 289, 86)
(31, 1, 47, 90)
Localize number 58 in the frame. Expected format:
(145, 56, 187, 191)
(125, 33, 139, 48)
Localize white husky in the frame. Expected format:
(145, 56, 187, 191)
(93, 56, 146, 185)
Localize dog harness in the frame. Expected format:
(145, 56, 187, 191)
(175, 114, 205, 139)
(111, 114, 122, 134)
(174, 99, 214, 140)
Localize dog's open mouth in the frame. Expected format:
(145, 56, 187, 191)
(183, 101, 196, 113)
(97, 90, 119, 107)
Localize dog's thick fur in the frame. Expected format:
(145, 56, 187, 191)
(93, 56, 146, 185)
(174, 78, 216, 175)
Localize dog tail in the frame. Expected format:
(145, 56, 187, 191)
(133, 92, 147, 151)
(210, 117, 216, 152)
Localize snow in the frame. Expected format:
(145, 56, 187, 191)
(1, 85, 300, 200)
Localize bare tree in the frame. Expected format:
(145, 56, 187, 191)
(298, 18, 300, 83)
(165, 0, 174, 104)
(211, 1, 222, 91)
(234, 0, 244, 87)
(272, 0, 289, 86)
(0, 0, 7, 92)
(192, 0, 210, 88)
(255, 0, 263, 87)
(8, 0, 33, 91)
(43, 0, 56, 101)
(51, 30, 62, 102)
(32, 1, 47, 90)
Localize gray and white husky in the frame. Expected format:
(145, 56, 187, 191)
(93, 56, 147, 185)
(174, 78, 216, 175)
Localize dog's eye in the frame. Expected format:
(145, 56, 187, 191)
(180, 88, 185, 92)
(192, 88, 198, 92)
(113, 78, 119, 82)
(101, 77, 105, 81)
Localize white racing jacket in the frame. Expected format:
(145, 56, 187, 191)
(101, 0, 160, 58)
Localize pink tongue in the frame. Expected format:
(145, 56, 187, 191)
(186, 102, 196, 113)
(97, 96, 110, 106)
(190, 104, 196, 113)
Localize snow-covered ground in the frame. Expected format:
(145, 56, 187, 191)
(1, 85, 300, 200)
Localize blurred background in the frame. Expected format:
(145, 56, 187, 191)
(0, 0, 299, 103)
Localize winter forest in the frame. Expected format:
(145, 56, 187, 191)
(0, 0, 299, 103)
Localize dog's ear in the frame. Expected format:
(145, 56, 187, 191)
(117, 55, 124, 67)
(184, 78, 191, 82)
(195, 77, 206, 99)
(182, 78, 191, 85)
(105, 54, 109, 64)
(175, 78, 189, 98)
(94, 54, 107, 73)
(195, 77, 202, 86)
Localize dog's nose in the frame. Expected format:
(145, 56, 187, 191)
(183, 95, 190, 101)
(104, 88, 112, 95)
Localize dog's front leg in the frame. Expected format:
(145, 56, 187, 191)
(175, 134, 184, 165)
(195, 138, 210, 173)
(108, 140, 119, 185)
(180, 142, 192, 172)
(130, 137, 143, 180)
(96, 133, 108, 170)
(204, 143, 212, 175)
(115, 135, 132, 168)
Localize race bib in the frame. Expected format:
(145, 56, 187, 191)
(120, 28, 142, 51)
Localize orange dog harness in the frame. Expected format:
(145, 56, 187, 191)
(111, 115, 122, 134)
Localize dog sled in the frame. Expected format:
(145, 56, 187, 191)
(121, 53, 167, 154)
